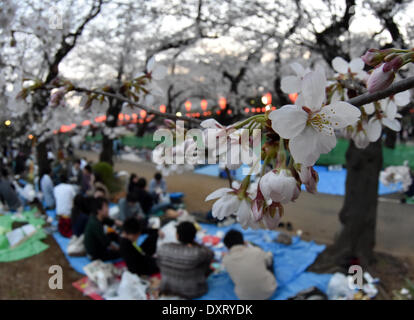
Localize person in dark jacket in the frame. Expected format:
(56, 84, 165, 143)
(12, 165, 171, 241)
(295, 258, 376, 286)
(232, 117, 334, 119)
(0, 168, 22, 211)
(84, 197, 120, 261)
(119, 218, 159, 276)
(71, 194, 90, 237)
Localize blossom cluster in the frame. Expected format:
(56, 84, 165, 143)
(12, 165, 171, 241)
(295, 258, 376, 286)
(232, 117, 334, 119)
(193, 49, 412, 230)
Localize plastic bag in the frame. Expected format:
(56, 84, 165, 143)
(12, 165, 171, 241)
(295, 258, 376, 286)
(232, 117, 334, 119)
(326, 273, 356, 300)
(67, 234, 86, 256)
(116, 271, 149, 300)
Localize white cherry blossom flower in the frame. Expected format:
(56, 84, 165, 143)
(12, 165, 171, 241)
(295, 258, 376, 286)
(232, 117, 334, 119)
(280, 62, 311, 94)
(205, 187, 240, 220)
(332, 57, 367, 81)
(259, 169, 300, 204)
(270, 70, 361, 166)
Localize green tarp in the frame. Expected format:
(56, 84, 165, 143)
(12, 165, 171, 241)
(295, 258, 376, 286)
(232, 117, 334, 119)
(317, 138, 414, 169)
(0, 208, 49, 262)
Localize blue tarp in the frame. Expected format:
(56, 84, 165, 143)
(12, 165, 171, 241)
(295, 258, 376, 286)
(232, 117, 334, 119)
(48, 209, 332, 300)
(196, 223, 332, 300)
(194, 164, 402, 196)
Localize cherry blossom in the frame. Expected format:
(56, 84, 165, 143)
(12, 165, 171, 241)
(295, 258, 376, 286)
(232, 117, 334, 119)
(269, 70, 361, 166)
(259, 169, 300, 204)
(332, 57, 367, 81)
(280, 62, 311, 94)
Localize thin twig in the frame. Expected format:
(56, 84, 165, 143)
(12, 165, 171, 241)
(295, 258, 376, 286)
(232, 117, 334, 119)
(72, 87, 202, 124)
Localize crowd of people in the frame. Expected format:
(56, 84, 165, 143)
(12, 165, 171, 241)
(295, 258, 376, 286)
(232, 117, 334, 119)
(0, 145, 279, 300)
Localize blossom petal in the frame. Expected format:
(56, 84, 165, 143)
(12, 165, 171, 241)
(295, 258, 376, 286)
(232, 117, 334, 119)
(290, 62, 305, 77)
(289, 127, 335, 166)
(367, 118, 382, 142)
(212, 195, 240, 220)
(385, 100, 397, 119)
(146, 56, 155, 72)
(301, 71, 326, 111)
(321, 101, 361, 129)
(363, 103, 375, 115)
(332, 57, 349, 74)
(268, 105, 307, 139)
(152, 65, 168, 80)
(281, 76, 301, 94)
(205, 187, 233, 201)
(349, 58, 364, 73)
(394, 90, 410, 107)
(382, 117, 401, 131)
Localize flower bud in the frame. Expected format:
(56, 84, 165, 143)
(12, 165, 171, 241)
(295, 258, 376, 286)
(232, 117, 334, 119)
(367, 63, 395, 93)
(361, 48, 393, 67)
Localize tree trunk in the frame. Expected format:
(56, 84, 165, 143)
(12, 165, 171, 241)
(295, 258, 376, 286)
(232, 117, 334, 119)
(99, 97, 122, 165)
(36, 140, 49, 174)
(100, 134, 113, 165)
(309, 139, 383, 272)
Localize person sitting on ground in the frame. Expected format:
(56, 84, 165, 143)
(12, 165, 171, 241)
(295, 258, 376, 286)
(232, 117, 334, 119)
(128, 173, 139, 194)
(120, 218, 160, 276)
(84, 197, 121, 261)
(222, 230, 277, 300)
(54, 173, 76, 237)
(135, 177, 179, 219)
(40, 167, 55, 210)
(68, 159, 83, 185)
(53, 173, 76, 217)
(157, 221, 214, 299)
(81, 164, 93, 195)
(91, 172, 110, 200)
(0, 168, 22, 212)
(149, 172, 167, 199)
(71, 194, 91, 237)
(118, 193, 145, 222)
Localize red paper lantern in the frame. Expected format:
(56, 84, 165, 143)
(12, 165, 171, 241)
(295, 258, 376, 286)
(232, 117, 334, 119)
(82, 120, 91, 126)
(262, 92, 272, 105)
(289, 93, 298, 103)
(140, 110, 147, 118)
(118, 113, 124, 121)
(244, 107, 249, 113)
(185, 100, 192, 112)
(219, 97, 226, 110)
(201, 99, 208, 111)
(160, 105, 166, 113)
(227, 109, 232, 115)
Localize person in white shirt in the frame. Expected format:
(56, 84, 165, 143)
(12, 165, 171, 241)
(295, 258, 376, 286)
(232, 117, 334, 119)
(53, 173, 76, 216)
(222, 230, 277, 300)
(40, 167, 55, 209)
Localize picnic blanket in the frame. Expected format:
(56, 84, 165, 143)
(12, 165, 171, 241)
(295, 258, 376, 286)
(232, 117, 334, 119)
(0, 208, 49, 262)
(54, 205, 331, 300)
(195, 223, 332, 300)
(194, 164, 402, 196)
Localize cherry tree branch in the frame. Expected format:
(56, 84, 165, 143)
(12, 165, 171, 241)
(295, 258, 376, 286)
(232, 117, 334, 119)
(346, 76, 414, 107)
(72, 87, 202, 124)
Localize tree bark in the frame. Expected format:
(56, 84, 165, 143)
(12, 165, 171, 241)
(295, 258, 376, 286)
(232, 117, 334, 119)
(36, 139, 49, 175)
(99, 97, 122, 165)
(309, 139, 383, 272)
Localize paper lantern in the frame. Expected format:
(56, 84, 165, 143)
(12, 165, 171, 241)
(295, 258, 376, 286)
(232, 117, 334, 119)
(244, 107, 249, 113)
(219, 97, 226, 110)
(261, 92, 272, 105)
(160, 105, 166, 113)
(140, 110, 147, 118)
(201, 99, 208, 111)
(289, 93, 298, 103)
(185, 100, 192, 112)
